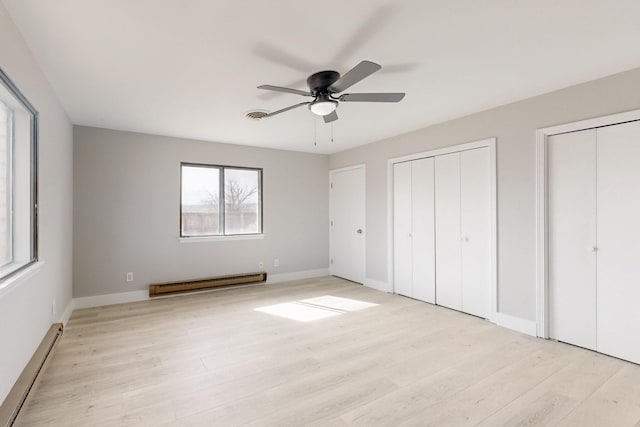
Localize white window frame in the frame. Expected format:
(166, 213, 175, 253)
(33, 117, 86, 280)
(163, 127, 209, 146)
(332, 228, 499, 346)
(179, 162, 263, 239)
(0, 67, 38, 284)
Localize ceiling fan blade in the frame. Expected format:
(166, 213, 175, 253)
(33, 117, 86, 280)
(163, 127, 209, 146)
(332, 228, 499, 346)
(323, 111, 339, 123)
(264, 102, 311, 118)
(329, 60, 381, 93)
(252, 42, 317, 73)
(339, 92, 405, 102)
(258, 85, 312, 97)
(258, 79, 308, 100)
(332, 5, 397, 65)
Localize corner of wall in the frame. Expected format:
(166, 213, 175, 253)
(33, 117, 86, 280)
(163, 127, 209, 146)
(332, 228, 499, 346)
(364, 278, 391, 293)
(494, 312, 537, 337)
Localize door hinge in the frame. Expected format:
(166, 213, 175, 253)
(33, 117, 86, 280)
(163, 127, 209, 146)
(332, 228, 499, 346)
(330, 183, 333, 189)
(331, 258, 333, 264)
(330, 220, 333, 226)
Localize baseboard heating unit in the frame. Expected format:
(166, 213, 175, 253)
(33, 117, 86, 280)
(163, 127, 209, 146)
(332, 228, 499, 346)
(149, 271, 268, 297)
(0, 323, 63, 427)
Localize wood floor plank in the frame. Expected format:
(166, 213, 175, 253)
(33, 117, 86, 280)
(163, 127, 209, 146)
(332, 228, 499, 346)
(13, 276, 640, 427)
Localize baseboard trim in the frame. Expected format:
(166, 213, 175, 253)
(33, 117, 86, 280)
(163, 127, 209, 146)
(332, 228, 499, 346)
(72, 268, 330, 310)
(266, 268, 329, 284)
(73, 290, 149, 309)
(58, 299, 75, 326)
(495, 312, 537, 337)
(364, 278, 391, 292)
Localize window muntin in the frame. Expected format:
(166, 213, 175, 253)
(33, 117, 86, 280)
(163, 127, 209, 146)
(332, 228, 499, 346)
(0, 68, 38, 282)
(181, 163, 262, 237)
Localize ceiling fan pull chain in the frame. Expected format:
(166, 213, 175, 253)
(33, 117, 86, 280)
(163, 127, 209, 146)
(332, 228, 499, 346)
(331, 123, 334, 142)
(314, 118, 317, 146)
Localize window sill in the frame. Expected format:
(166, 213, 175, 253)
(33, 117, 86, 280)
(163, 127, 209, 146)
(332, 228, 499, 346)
(179, 234, 264, 243)
(0, 261, 45, 298)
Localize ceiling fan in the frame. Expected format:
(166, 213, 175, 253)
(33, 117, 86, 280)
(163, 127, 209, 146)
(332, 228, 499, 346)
(254, 60, 405, 123)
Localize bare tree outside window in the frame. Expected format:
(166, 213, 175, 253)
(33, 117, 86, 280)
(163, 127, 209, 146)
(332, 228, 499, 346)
(224, 169, 260, 234)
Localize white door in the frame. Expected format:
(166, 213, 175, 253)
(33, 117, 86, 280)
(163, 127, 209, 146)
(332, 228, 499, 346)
(330, 166, 365, 284)
(596, 121, 640, 364)
(393, 161, 413, 296)
(548, 129, 597, 350)
(435, 152, 462, 311)
(411, 157, 436, 303)
(460, 148, 491, 318)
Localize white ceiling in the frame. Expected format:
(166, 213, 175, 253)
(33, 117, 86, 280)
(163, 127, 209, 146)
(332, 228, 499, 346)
(4, 0, 640, 154)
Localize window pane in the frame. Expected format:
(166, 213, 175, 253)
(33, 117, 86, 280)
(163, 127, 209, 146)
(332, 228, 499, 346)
(224, 168, 260, 235)
(181, 166, 220, 236)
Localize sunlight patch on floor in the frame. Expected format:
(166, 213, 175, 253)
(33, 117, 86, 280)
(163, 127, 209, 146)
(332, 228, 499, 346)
(254, 295, 378, 322)
(299, 295, 378, 312)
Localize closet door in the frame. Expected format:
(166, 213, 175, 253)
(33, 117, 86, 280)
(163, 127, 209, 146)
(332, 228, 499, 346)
(460, 148, 491, 318)
(412, 157, 435, 303)
(393, 161, 413, 297)
(596, 121, 640, 364)
(435, 153, 462, 310)
(547, 129, 597, 350)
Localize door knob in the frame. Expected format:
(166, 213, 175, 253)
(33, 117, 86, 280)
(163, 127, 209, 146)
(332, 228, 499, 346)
(591, 246, 598, 252)
(356, 229, 363, 234)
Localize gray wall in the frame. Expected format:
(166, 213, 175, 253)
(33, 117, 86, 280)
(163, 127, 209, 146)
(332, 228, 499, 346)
(73, 126, 329, 298)
(329, 67, 640, 322)
(0, 4, 73, 404)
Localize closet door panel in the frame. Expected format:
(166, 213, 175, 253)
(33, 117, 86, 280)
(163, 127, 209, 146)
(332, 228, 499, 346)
(547, 129, 597, 350)
(460, 148, 491, 318)
(411, 157, 436, 303)
(393, 162, 413, 297)
(596, 121, 640, 364)
(435, 153, 462, 310)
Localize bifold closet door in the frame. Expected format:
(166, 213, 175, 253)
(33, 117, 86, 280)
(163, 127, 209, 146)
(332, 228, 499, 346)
(393, 158, 436, 303)
(548, 129, 597, 350)
(411, 157, 435, 303)
(460, 148, 491, 318)
(435, 152, 462, 311)
(596, 121, 640, 364)
(393, 161, 413, 297)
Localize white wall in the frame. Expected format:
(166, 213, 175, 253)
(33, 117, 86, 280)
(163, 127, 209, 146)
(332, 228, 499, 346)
(329, 67, 640, 322)
(73, 126, 329, 298)
(0, 4, 73, 404)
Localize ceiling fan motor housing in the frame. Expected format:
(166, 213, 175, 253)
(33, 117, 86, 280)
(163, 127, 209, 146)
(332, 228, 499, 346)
(306, 70, 340, 95)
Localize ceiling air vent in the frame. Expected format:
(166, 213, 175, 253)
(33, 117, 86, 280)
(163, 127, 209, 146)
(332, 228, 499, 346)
(245, 110, 269, 120)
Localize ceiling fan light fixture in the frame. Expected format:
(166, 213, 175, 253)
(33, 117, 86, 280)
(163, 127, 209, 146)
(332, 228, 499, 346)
(309, 100, 338, 116)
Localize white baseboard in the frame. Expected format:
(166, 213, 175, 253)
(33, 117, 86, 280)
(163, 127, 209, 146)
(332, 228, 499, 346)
(73, 290, 149, 310)
(267, 268, 329, 284)
(495, 312, 537, 337)
(71, 268, 330, 311)
(58, 299, 75, 325)
(364, 278, 391, 293)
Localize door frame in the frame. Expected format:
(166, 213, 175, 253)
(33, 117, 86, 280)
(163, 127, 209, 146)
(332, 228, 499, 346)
(387, 137, 497, 322)
(329, 163, 366, 284)
(535, 108, 640, 338)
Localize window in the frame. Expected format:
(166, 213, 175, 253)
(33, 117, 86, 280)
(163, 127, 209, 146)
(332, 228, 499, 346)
(0, 68, 38, 282)
(181, 163, 262, 237)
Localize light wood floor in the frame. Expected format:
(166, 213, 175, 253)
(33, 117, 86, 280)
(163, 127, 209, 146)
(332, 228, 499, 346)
(16, 276, 640, 426)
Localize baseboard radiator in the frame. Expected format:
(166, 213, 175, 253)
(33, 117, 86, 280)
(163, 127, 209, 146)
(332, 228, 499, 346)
(0, 323, 63, 427)
(149, 271, 267, 297)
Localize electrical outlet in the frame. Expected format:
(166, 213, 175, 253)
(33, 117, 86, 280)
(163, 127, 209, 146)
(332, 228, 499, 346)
(258, 261, 264, 269)
(126, 272, 134, 282)
(273, 259, 280, 267)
